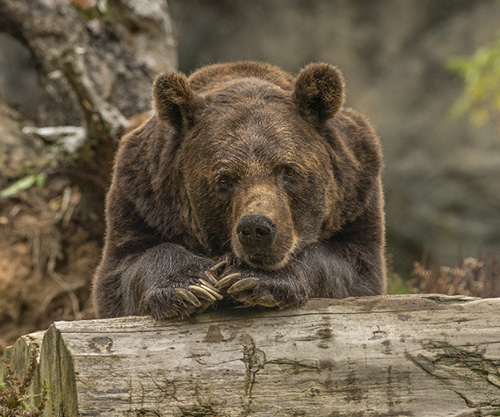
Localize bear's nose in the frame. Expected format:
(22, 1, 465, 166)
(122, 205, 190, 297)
(237, 215, 276, 249)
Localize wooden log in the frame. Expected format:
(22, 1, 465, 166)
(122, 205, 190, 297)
(2, 295, 500, 416)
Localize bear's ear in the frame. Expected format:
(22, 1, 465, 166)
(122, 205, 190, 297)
(293, 63, 345, 124)
(152, 71, 199, 131)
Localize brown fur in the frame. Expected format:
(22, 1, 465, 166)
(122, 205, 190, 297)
(93, 61, 386, 319)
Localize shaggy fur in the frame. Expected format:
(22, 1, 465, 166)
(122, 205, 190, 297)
(93, 61, 386, 319)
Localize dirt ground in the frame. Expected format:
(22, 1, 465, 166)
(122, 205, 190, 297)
(0, 182, 100, 354)
(0, 97, 103, 354)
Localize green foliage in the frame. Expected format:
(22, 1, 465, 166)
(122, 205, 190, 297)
(447, 33, 500, 127)
(0, 347, 48, 417)
(0, 174, 46, 199)
(386, 274, 411, 295)
(386, 255, 412, 294)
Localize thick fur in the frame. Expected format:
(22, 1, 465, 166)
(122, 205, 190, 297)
(93, 61, 386, 319)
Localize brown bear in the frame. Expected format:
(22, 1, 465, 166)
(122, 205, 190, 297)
(93, 61, 386, 319)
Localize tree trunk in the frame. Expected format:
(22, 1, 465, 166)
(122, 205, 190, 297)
(2, 295, 500, 416)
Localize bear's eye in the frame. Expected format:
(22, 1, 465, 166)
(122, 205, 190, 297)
(215, 173, 232, 187)
(282, 165, 298, 178)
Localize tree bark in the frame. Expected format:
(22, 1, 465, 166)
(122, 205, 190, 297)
(2, 295, 500, 416)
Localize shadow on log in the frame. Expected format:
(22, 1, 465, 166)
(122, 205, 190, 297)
(2, 295, 500, 416)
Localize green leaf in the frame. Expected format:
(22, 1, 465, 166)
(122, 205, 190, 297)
(34, 173, 46, 187)
(0, 173, 47, 198)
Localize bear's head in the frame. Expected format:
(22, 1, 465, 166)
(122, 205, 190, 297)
(152, 63, 364, 271)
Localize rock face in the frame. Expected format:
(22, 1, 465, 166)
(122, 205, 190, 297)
(169, 0, 500, 274)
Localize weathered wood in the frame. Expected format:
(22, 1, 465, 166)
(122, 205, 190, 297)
(2, 295, 500, 416)
(0, 331, 45, 410)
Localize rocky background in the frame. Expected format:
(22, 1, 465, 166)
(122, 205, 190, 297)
(0, 0, 499, 351)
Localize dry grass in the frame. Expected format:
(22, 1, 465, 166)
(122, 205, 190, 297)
(409, 249, 500, 298)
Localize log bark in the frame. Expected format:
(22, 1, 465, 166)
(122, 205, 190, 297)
(2, 295, 500, 416)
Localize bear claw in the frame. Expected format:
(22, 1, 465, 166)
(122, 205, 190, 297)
(210, 260, 228, 273)
(188, 285, 217, 302)
(227, 277, 260, 294)
(204, 270, 219, 285)
(198, 278, 218, 293)
(215, 272, 242, 289)
(174, 288, 202, 307)
(254, 292, 278, 307)
(198, 281, 223, 300)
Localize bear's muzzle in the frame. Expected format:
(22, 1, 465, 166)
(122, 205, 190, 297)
(237, 214, 277, 250)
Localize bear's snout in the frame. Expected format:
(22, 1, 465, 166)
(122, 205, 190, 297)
(231, 184, 298, 270)
(237, 215, 276, 250)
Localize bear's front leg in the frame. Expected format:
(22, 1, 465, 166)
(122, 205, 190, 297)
(121, 243, 224, 319)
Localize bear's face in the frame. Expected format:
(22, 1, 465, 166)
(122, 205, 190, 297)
(153, 64, 346, 270)
(181, 82, 337, 269)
